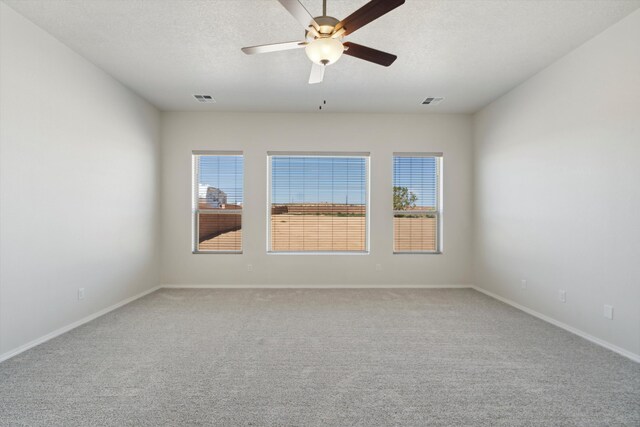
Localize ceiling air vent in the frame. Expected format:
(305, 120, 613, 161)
(422, 97, 444, 106)
(194, 94, 216, 103)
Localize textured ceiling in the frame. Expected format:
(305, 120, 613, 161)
(5, 0, 639, 113)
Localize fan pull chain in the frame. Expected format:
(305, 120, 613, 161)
(319, 83, 326, 110)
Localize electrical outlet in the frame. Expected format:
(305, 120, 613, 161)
(375, 264, 382, 271)
(603, 305, 614, 320)
(78, 288, 85, 300)
(247, 264, 253, 272)
(558, 290, 566, 303)
(521, 279, 527, 289)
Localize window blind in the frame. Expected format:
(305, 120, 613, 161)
(269, 154, 369, 253)
(393, 154, 441, 253)
(193, 153, 243, 252)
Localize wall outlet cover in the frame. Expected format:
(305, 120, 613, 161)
(559, 290, 566, 303)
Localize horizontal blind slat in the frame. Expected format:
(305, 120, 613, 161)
(270, 155, 368, 253)
(194, 154, 244, 252)
(393, 155, 441, 253)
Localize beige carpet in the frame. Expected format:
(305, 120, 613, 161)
(0, 288, 638, 426)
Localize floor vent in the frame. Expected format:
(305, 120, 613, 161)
(194, 94, 216, 103)
(422, 97, 444, 105)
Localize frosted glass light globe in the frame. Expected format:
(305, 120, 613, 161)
(305, 37, 344, 66)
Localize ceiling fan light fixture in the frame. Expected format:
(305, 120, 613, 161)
(241, 0, 405, 83)
(305, 37, 344, 66)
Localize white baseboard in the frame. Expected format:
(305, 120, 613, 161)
(161, 284, 474, 289)
(472, 286, 640, 363)
(0, 285, 161, 364)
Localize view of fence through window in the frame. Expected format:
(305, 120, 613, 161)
(393, 154, 441, 253)
(193, 153, 243, 252)
(269, 154, 369, 253)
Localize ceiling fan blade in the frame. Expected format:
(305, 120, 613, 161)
(334, 0, 405, 36)
(342, 42, 397, 66)
(241, 41, 307, 55)
(309, 63, 325, 84)
(277, 0, 319, 30)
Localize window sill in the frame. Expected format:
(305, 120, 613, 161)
(393, 251, 442, 255)
(267, 251, 370, 256)
(192, 251, 243, 254)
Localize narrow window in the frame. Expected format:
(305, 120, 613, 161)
(193, 152, 243, 253)
(268, 152, 370, 254)
(393, 153, 442, 253)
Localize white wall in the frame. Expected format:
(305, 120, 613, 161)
(0, 3, 161, 356)
(473, 10, 640, 357)
(161, 112, 473, 286)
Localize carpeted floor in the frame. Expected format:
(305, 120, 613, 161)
(0, 288, 638, 426)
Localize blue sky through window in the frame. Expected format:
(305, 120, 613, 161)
(196, 155, 436, 208)
(393, 156, 438, 209)
(271, 156, 367, 205)
(198, 155, 244, 205)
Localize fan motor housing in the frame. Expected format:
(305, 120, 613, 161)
(312, 16, 340, 36)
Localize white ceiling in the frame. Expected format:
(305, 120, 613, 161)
(5, 0, 639, 113)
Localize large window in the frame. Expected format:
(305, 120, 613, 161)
(268, 152, 369, 253)
(393, 153, 442, 253)
(192, 152, 243, 253)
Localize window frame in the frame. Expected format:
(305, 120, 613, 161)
(392, 152, 443, 255)
(192, 150, 244, 254)
(266, 151, 371, 255)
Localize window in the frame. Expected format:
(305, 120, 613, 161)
(393, 153, 442, 253)
(192, 152, 243, 253)
(268, 152, 369, 253)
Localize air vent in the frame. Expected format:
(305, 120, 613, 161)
(194, 94, 216, 103)
(422, 97, 444, 106)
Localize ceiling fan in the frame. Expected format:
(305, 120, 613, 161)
(241, 0, 405, 84)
